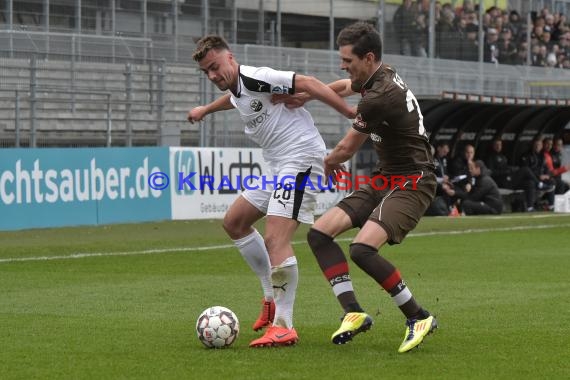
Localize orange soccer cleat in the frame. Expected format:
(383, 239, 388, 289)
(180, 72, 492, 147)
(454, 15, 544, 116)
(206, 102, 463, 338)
(249, 326, 299, 347)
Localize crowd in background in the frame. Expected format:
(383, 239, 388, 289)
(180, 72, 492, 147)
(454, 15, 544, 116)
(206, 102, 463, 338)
(393, 0, 570, 68)
(427, 137, 570, 216)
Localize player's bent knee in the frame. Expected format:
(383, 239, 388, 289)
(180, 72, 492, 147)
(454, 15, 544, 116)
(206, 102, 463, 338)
(307, 228, 332, 252)
(263, 232, 287, 252)
(349, 243, 378, 264)
(222, 214, 247, 237)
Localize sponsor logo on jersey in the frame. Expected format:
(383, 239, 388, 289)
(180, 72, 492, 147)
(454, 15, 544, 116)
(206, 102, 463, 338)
(250, 99, 263, 112)
(354, 113, 367, 130)
(271, 85, 289, 94)
(370, 133, 382, 142)
(256, 82, 267, 92)
(246, 110, 270, 129)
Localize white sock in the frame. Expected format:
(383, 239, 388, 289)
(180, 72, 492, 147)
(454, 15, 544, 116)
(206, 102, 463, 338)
(271, 256, 298, 329)
(233, 229, 273, 301)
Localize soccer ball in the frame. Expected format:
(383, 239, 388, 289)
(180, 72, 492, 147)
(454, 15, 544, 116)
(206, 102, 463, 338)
(195, 306, 240, 348)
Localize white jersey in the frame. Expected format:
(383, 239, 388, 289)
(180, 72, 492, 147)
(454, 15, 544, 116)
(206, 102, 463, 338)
(229, 65, 326, 165)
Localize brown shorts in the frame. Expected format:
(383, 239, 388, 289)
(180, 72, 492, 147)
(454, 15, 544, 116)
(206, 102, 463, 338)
(337, 171, 437, 245)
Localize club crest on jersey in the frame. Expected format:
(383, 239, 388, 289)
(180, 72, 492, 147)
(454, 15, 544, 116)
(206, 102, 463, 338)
(354, 113, 367, 130)
(250, 99, 263, 112)
(271, 85, 289, 94)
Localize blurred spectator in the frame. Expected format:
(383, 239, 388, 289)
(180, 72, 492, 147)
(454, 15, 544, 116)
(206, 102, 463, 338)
(485, 138, 539, 210)
(393, 0, 417, 56)
(541, 31, 554, 50)
(544, 13, 555, 34)
(464, 10, 478, 26)
(560, 33, 570, 58)
(456, 0, 475, 18)
(435, 142, 456, 208)
(531, 43, 547, 66)
(460, 22, 479, 61)
(546, 50, 557, 67)
(555, 53, 565, 68)
(494, 14, 505, 35)
(554, 14, 568, 42)
(483, 27, 500, 64)
(459, 160, 503, 215)
(508, 10, 524, 40)
(414, 12, 429, 57)
(434, 141, 450, 182)
(482, 12, 493, 30)
(512, 41, 528, 65)
(531, 24, 544, 42)
(485, 138, 511, 187)
(437, 6, 461, 59)
(426, 141, 454, 216)
(544, 137, 570, 194)
(520, 137, 556, 210)
(487, 6, 501, 20)
(450, 144, 475, 186)
(498, 27, 517, 64)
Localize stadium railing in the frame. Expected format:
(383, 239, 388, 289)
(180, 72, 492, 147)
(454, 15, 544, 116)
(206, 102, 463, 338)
(1, 41, 569, 148)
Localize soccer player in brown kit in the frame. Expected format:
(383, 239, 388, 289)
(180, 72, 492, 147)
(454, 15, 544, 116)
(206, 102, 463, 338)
(277, 21, 438, 352)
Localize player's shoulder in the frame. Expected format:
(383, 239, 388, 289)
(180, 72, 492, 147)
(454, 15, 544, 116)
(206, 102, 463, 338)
(240, 65, 284, 79)
(361, 84, 395, 110)
(238, 65, 271, 94)
(375, 65, 406, 91)
(364, 66, 407, 105)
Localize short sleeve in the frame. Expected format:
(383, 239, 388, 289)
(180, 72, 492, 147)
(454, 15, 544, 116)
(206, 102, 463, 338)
(249, 66, 295, 95)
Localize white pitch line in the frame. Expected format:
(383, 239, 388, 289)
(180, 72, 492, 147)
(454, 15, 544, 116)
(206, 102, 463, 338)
(1, 222, 569, 264)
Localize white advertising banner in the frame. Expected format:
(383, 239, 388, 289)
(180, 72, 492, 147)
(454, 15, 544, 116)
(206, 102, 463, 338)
(169, 147, 349, 220)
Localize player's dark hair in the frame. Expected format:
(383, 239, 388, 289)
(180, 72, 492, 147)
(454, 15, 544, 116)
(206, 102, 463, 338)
(336, 21, 382, 61)
(192, 35, 230, 62)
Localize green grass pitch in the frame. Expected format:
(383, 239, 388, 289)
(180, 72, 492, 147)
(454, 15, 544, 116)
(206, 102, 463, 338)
(1, 213, 569, 379)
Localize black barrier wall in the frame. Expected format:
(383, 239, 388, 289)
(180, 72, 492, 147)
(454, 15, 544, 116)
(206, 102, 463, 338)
(420, 100, 570, 166)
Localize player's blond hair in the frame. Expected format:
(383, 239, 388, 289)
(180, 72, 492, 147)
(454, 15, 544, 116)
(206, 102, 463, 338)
(192, 35, 230, 62)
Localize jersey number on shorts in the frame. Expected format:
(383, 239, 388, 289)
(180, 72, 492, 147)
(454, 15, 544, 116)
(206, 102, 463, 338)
(273, 183, 293, 200)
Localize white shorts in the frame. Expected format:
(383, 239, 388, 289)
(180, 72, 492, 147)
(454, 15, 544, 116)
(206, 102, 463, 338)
(242, 154, 325, 224)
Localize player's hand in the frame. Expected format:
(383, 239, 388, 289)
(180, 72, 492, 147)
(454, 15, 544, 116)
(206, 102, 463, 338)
(348, 105, 357, 119)
(271, 93, 309, 108)
(324, 162, 347, 185)
(187, 106, 208, 124)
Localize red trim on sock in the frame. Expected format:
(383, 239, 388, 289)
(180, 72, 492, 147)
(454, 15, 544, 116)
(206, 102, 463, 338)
(324, 262, 349, 280)
(380, 270, 401, 291)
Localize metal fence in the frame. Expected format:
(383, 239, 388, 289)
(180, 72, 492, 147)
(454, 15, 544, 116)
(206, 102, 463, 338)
(1, 42, 569, 148)
(2, 0, 570, 63)
(0, 30, 154, 63)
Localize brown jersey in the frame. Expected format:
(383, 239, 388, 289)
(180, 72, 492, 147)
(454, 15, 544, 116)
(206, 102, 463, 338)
(351, 64, 435, 175)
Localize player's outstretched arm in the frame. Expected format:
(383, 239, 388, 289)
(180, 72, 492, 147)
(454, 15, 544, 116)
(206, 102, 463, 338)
(272, 78, 355, 109)
(187, 93, 234, 124)
(294, 74, 356, 119)
(328, 79, 356, 98)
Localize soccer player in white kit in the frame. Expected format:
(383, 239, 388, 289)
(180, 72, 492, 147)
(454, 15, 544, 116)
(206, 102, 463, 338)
(188, 35, 355, 347)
